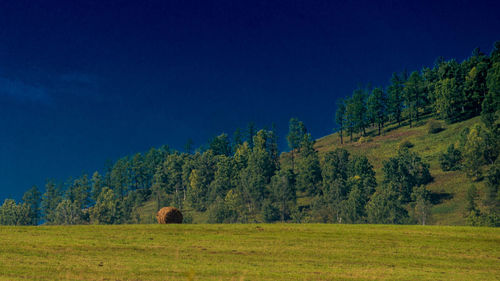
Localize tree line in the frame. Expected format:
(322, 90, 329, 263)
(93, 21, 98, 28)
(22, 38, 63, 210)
(335, 42, 500, 143)
(1, 42, 498, 226)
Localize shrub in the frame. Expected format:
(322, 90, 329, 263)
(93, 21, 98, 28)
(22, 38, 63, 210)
(439, 144, 462, 171)
(427, 120, 444, 134)
(358, 136, 373, 144)
(398, 140, 414, 150)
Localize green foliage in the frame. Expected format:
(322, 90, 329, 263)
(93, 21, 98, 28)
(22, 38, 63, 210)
(90, 188, 119, 224)
(287, 118, 307, 169)
(462, 125, 486, 180)
(0, 199, 31, 225)
(366, 87, 387, 135)
(427, 119, 443, 134)
(410, 185, 432, 225)
(387, 72, 405, 125)
(41, 180, 63, 224)
(209, 133, 232, 156)
(22, 185, 41, 225)
(53, 199, 84, 225)
(207, 197, 238, 223)
(296, 134, 322, 195)
(382, 148, 432, 203)
(261, 200, 280, 222)
(269, 169, 296, 222)
(398, 140, 414, 150)
(335, 98, 346, 144)
(439, 144, 462, 171)
(404, 71, 425, 127)
(366, 184, 409, 224)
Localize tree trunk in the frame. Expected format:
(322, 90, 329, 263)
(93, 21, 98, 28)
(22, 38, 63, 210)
(340, 129, 343, 144)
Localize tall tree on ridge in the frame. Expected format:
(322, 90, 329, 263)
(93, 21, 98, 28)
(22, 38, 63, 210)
(287, 118, 307, 170)
(335, 98, 346, 144)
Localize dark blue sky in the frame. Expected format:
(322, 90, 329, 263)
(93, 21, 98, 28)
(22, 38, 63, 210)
(1, 0, 499, 200)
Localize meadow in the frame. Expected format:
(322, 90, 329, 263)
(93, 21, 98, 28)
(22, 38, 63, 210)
(0, 224, 498, 280)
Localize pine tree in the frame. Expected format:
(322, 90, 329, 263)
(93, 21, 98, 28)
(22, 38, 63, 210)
(270, 169, 296, 222)
(387, 72, 405, 126)
(367, 87, 387, 135)
(335, 98, 346, 144)
(42, 180, 63, 224)
(404, 71, 424, 127)
(287, 118, 307, 170)
(22, 185, 41, 225)
(296, 134, 322, 195)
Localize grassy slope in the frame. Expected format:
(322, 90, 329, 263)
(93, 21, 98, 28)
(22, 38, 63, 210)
(0, 224, 498, 281)
(310, 116, 485, 225)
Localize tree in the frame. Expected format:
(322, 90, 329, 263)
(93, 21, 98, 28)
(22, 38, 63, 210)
(367, 87, 387, 135)
(232, 127, 243, 150)
(462, 125, 486, 180)
(382, 148, 432, 203)
(91, 171, 104, 202)
(348, 88, 368, 136)
(22, 185, 41, 225)
(348, 155, 377, 197)
(209, 133, 232, 156)
(247, 122, 256, 148)
(268, 123, 280, 170)
(90, 187, 119, 224)
(184, 138, 194, 154)
(411, 185, 431, 225)
(321, 149, 350, 222)
(131, 153, 147, 189)
(0, 199, 31, 225)
(296, 134, 322, 195)
(187, 151, 216, 211)
(67, 174, 91, 209)
(335, 98, 346, 144)
(366, 184, 409, 224)
(439, 144, 462, 171)
(482, 48, 500, 128)
(287, 118, 307, 169)
(42, 180, 63, 224)
(404, 71, 424, 127)
(53, 199, 83, 225)
(387, 72, 405, 126)
(110, 158, 131, 199)
(269, 169, 296, 222)
(209, 155, 235, 203)
(340, 179, 366, 223)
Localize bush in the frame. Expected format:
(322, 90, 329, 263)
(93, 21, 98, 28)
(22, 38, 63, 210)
(439, 144, 462, 171)
(398, 140, 414, 150)
(358, 136, 373, 144)
(427, 120, 444, 134)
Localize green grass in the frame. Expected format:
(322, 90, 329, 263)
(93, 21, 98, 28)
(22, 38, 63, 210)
(1, 224, 498, 280)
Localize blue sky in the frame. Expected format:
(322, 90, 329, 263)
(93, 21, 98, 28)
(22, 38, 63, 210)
(1, 0, 499, 200)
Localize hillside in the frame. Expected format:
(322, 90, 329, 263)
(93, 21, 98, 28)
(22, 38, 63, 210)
(135, 115, 487, 226)
(310, 116, 485, 225)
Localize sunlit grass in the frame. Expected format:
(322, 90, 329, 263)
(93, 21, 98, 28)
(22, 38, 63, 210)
(0, 224, 498, 280)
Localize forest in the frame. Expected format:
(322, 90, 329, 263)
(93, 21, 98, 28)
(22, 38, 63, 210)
(1, 42, 499, 226)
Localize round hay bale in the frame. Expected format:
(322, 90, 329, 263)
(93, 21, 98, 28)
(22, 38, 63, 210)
(156, 207, 183, 224)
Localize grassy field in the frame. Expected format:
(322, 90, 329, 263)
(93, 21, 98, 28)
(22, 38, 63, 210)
(1, 224, 499, 280)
